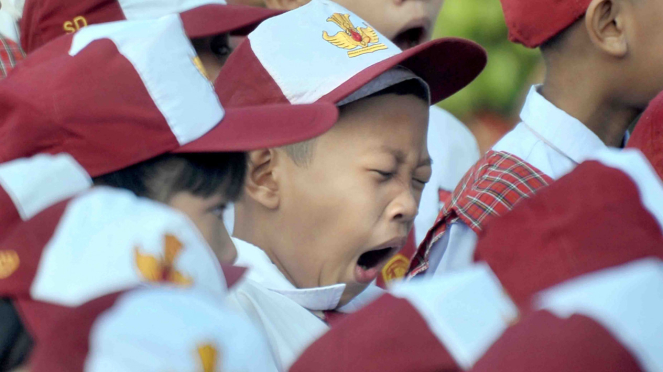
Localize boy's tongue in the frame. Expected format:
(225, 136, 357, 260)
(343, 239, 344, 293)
(355, 264, 380, 284)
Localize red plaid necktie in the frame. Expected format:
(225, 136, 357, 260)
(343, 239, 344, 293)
(408, 151, 554, 277)
(0, 35, 25, 79)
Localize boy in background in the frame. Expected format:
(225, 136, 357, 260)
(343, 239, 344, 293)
(410, 0, 663, 277)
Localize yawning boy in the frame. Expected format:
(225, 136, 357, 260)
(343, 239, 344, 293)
(213, 0, 486, 368)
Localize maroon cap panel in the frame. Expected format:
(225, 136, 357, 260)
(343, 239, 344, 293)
(0, 36, 179, 177)
(29, 291, 124, 372)
(0, 187, 21, 242)
(476, 160, 663, 306)
(214, 39, 290, 107)
(499, 0, 592, 48)
(21, 0, 126, 53)
(628, 91, 663, 180)
(0, 199, 69, 299)
(471, 310, 643, 372)
(291, 294, 459, 372)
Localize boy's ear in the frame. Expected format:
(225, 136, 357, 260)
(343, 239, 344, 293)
(585, 0, 629, 57)
(263, 0, 310, 10)
(244, 149, 281, 210)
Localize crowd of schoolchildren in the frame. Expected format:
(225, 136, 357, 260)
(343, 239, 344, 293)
(0, 0, 662, 371)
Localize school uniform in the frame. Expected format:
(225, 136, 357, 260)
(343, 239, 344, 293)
(227, 238, 384, 370)
(291, 149, 663, 372)
(410, 85, 613, 277)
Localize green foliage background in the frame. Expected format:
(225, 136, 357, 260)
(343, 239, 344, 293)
(433, 0, 542, 120)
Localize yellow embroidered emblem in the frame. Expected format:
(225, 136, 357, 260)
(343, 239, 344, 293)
(323, 13, 387, 58)
(134, 234, 193, 286)
(381, 253, 410, 285)
(0, 250, 19, 279)
(197, 343, 219, 372)
(63, 16, 88, 34)
(192, 56, 210, 81)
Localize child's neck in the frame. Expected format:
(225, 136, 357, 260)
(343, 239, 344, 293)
(540, 78, 640, 148)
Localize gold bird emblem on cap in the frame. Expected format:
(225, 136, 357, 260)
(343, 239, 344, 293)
(198, 343, 219, 372)
(323, 13, 388, 58)
(134, 234, 193, 286)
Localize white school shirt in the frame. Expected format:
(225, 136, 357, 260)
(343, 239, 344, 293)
(415, 106, 480, 244)
(0, 10, 20, 43)
(427, 85, 608, 276)
(226, 238, 384, 371)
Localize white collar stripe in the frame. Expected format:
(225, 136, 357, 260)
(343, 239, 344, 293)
(69, 16, 224, 146)
(0, 154, 91, 220)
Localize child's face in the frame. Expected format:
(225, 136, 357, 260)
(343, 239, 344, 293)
(192, 34, 233, 81)
(227, 0, 442, 50)
(320, 0, 443, 50)
(274, 93, 430, 305)
(168, 192, 236, 264)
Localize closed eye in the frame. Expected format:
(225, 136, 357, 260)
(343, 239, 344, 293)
(372, 170, 396, 180)
(413, 178, 428, 186)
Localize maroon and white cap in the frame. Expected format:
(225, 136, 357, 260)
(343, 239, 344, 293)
(292, 263, 518, 372)
(215, 0, 487, 107)
(0, 154, 90, 241)
(30, 286, 277, 372)
(0, 15, 338, 177)
(628, 90, 663, 180)
(0, 186, 244, 340)
(21, 0, 282, 53)
(475, 148, 663, 306)
(472, 258, 663, 372)
(293, 260, 663, 372)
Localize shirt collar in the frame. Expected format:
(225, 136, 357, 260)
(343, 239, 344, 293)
(232, 238, 385, 312)
(520, 85, 607, 164)
(232, 238, 346, 311)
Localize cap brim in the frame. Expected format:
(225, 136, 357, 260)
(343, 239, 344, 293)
(174, 102, 338, 153)
(180, 4, 283, 38)
(320, 38, 487, 105)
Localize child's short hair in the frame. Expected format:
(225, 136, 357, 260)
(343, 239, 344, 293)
(283, 79, 429, 167)
(93, 152, 247, 203)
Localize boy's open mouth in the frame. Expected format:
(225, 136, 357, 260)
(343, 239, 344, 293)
(355, 238, 406, 283)
(393, 26, 427, 50)
(393, 17, 430, 50)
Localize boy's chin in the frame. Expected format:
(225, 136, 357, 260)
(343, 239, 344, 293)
(337, 282, 371, 307)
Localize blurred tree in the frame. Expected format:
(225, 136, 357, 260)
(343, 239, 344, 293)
(434, 0, 541, 123)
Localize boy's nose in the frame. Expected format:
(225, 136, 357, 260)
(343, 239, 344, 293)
(389, 189, 419, 224)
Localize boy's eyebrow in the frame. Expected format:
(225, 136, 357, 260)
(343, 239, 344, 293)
(379, 145, 433, 167)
